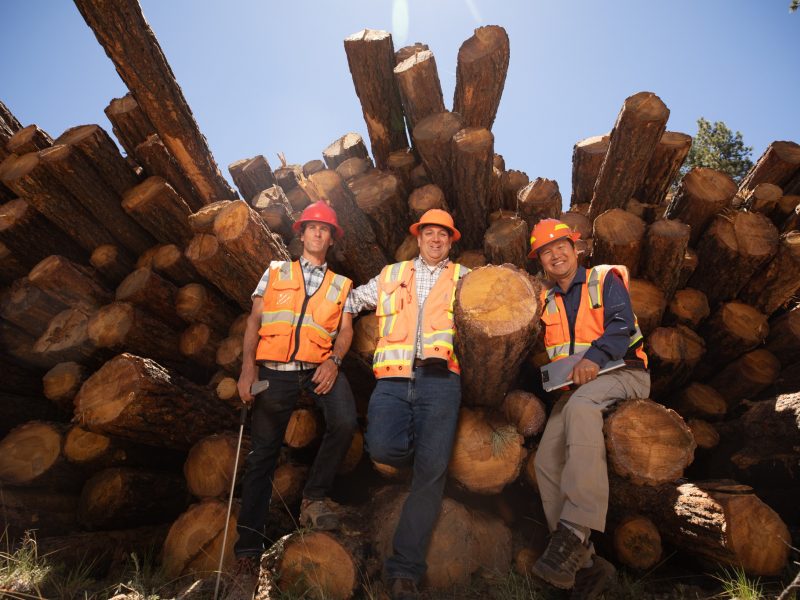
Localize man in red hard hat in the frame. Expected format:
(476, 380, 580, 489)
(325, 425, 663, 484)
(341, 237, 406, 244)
(349, 209, 469, 600)
(233, 201, 357, 576)
(528, 219, 650, 599)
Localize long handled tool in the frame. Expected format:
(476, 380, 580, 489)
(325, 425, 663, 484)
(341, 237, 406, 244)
(213, 379, 269, 600)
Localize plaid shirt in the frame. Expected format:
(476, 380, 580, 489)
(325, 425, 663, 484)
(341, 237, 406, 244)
(349, 256, 467, 358)
(253, 257, 356, 371)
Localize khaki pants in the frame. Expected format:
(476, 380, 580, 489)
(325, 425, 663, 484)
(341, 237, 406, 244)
(534, 368, 651, 533)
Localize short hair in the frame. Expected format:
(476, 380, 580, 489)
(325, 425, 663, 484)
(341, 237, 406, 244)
(300, 221, 334, 237)
(418, 223, 454, 238)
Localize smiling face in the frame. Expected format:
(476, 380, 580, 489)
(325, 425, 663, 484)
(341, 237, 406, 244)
(417, 224, 453, 265)
(538, 238, 579, 284)
(300, 221, 334, 260)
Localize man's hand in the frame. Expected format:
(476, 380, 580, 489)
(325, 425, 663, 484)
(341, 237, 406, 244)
(238, 365, 257, 405)
(569, 358, 600, 386)
(312, 358, 339, 395)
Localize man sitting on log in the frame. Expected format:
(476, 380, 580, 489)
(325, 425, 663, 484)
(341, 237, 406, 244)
(349, 209, 469, 600)
(234, 201, 358, 575)
(529, 219, 650, 599)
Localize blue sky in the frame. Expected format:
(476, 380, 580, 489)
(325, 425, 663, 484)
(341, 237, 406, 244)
(3, 1, 799, 206)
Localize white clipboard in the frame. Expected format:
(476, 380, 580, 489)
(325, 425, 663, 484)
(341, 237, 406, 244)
(540, 350, 625, 392)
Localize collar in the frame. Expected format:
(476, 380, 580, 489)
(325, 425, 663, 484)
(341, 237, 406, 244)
(553, 265, 586, 295)
(414, 256, 450, 273)
(299, 256, 327, 273)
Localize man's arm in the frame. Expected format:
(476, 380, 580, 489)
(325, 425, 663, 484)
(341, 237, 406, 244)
(348, 276, 380, 313)
(311, 311, 354, 394)
(237, 296, 263, 404)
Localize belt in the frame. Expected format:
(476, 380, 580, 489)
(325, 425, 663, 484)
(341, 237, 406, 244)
(413, 358, 447, 370)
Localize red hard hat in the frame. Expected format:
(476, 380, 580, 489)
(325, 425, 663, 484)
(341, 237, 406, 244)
(528, 219, 580, 258)
(409, 209, 461, 242)
(292, 201, 344, 240)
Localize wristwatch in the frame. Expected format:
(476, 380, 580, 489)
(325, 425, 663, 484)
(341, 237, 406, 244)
(329, 354, 342, 367)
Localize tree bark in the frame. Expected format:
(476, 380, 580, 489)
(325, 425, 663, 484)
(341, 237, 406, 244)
(74, 0, 236, 203)
(453, 26, 510, 129)
(688, 211, 779, 308)
(115, 267, 184, 329)
(455, 265, 541, 408)
(502, 390, 547, 438)
(738, 231, 800, 315)
(6, 124, 53, 155)
(571, 134, 609, 207)
(639, 218, 690, 300)
(664, 167, 738, 246)
(412, 111, 464, 207)
(34, 308, 105, 367)
(483, 215, 528, 268)
(185, 233, 251, 308)
(395, 43, 429, 64)
(1, 276, 69, 337)
(216, 334, 243, 374)
(664, 288, 710, 329)
(739, 140, 800, 196)
(673, 382, 727, 421)
(228, 155, 276, 203)
(306, 169, 388, 284)
(739, 182, 783, 215)
(104, 92, 157, 159)
(0, 487, 79, 539)
(591, 208, 646, 276)
(64, 424, 184, 471)
(517, 177, 562, 232)
(706, 349, 781, 409)
(386, 148, 417, 192)
(252, 185, 294, 241)
(347, 169, 409, 257)
(1, 152, 117, 251)
(765, 308, 800, 367)
(323, 132, 370, 171)
(394, 49, 445, 134)
(501, 169, 530, 211)
(78, 467, 188, 530)
(647, 325, 706, 400)
(75, 353, 237, 450)
(343, 29, 408, 168)
(588, 92, 670, 221)
(303, 159, 326, 177)
(121, 176, 194, 246)
(28, 254, 112, 313)
(0, 421, 84, 491)
(635, 131, 692, 206)
(408, 184, 447, 220)
(451, 127, 494, 249)
(610, 477, 790, 576)
(0, 198, 86, 266)
(134, 133, 204, 211)
(697, 302, 769, 377)
(677, 247, 698, 290)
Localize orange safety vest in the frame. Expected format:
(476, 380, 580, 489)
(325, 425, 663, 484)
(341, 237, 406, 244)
(540, 264, 648, 368)
(373, 260, 467, 378)
(256, 261, 352, 364)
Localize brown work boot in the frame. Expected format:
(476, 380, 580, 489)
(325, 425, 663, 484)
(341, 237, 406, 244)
(225, 555, 259, 600)
(299, 498, 339, 530)
(387, 577, 419, 600)
(531, 523, 593, 589)
(570, 555, 616, 599)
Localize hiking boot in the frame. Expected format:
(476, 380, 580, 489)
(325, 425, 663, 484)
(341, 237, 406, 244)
(225, 555, 260, 600)
(531, 522, 593, 589)
(299, 498, 339, 530)
(570, 555, 616, 600)
(387, 577, 419, 600)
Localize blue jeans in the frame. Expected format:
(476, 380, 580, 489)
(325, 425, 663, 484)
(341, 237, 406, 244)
(365, 367, 461, 583)
(235, 366, 357, 557)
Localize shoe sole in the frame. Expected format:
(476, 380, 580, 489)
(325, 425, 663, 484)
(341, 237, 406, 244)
(531, 561, 578, 589)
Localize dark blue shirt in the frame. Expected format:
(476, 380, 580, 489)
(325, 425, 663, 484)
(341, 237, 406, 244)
(551, 266, 639, 369)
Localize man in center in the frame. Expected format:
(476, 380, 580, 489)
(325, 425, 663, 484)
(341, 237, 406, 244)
(529, 219, 650, 600)
(349, 209, 469, 600)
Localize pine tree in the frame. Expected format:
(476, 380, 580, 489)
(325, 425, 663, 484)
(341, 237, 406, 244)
(681, 118, 753, 183)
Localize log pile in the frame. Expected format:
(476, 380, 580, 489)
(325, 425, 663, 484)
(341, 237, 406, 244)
(1, 8, 799, 599)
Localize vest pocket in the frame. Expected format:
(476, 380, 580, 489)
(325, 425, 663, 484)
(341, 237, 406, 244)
(305, 327, 333, 352)
(258, 320, 293, 339)
(312, 300, 342, 331)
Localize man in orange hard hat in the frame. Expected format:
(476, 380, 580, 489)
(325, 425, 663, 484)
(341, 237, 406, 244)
(233, 201, 358, 577)
(349, 209, 469, 600)
(529, 219, 650, 599)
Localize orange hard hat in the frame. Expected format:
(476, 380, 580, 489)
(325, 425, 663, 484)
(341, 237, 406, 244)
(528, 219, 580, 258)
(409, 209, 461, 242)
(293, 201, 344, 240)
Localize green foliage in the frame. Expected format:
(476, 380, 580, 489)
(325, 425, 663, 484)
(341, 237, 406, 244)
(681, 117, 753, 183)
(714, 566, 764, 600)
(791, 0, 799, 13)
